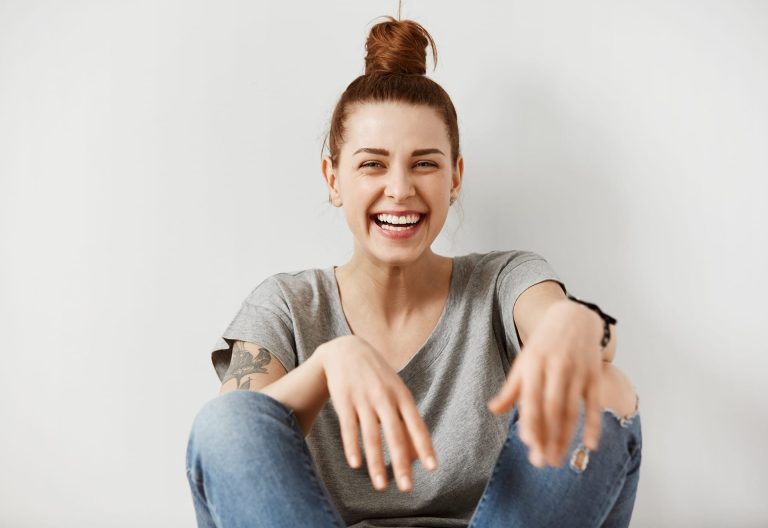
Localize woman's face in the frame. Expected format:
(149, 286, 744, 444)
(322, 101, 463, 266)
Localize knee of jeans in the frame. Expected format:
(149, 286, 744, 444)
(565, 395, 642, 475)
(603, 392, 640, 429)
(188, 391, 285, 456)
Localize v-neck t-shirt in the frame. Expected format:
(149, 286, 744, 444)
(209, 250, 566, 528)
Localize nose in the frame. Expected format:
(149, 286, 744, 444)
(384, 163, 416, 202)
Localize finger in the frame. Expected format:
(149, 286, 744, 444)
(519, 360, 545, 467)
(542, 361, 569, 465)
(398, 391, 438, 472)
(337, 399, 362, 468)
(582, 369, 603, 451)
(557, 373, 584, 466)
(488, 362, 522, 415)
(377, 401, 414, 492)
(358, 407, 387, 491)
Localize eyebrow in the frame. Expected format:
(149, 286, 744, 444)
(352, 147, 445, 157)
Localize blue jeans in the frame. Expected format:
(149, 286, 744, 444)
(186, 390, 642, 527)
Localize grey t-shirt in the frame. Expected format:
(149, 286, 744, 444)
(210, 250, 566, 527)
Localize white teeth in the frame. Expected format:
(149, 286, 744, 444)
(375, 213, 421, 225)
(380, 223, 415, 231)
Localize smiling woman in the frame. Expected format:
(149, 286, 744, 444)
(186, 12, 641, 528)
(323, 101, 460, 263)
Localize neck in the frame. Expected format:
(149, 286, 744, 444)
(336, 249, 452, 325)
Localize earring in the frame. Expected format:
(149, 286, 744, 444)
(449, 194, 456, 206)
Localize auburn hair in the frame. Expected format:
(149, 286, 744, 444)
(323, 16, 461, 172)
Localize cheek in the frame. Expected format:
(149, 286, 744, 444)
(343, 206, 368, 231)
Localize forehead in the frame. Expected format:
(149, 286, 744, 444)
(343, 102, 448, 150)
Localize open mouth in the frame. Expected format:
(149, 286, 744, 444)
(369, 213, 426, 231)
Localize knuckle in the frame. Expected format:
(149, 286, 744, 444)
(397, 386, 416, 404)
(368, 383, 390, 403)
(391, 448, 412, 471)
(414, 429, 433, 454)
(361, 421, 382, 445)
(563, 404, 579, 419)
(339, 409, 359, 429)
(364, 447, 382, 472)
(524, 405, 541, 419)
(543, 397, 563, 413)
(383, 422, 406, 448)
(341, 426, 357, 446)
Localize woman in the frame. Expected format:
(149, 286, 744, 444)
(186, 15, 641, 528)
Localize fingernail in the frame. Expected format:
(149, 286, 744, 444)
(399, 475, 412, 490)
(425, 456, 437, 470)
(348, 454, 358, 467)
(374, 474, 386, 489)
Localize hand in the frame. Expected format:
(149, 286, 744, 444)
(487, 299, 604, 468)
(318, 335, 438, 492)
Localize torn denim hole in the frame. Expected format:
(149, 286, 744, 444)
(569, 444, 590, 473)
(568, 392, 641, 474)
(603, 391, 641, 428)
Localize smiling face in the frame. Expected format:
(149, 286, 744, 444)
(322, 101, 463, 266)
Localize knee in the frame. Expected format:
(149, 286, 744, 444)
(187, 391, 285, 459)
(599, 363, 638, 422)
(191, 390, 244, 434)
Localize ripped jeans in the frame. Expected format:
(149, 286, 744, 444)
(186, 391, 642, 528)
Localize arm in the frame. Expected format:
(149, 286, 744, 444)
(219, 340, 330, 438)
(491, 280, 621, 467)
(512, 280, 616, 362)
(219, 340, 289, 393)
(258, 347, 330, 438)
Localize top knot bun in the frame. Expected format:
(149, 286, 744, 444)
(364, 16, 438, 75)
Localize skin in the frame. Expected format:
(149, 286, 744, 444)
(319, 100, 636, 492)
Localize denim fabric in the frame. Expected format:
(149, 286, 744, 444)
(186, 390, 641, 528)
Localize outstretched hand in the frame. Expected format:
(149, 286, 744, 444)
(487, 299, 605, 468)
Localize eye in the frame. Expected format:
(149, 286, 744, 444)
(360, 160, 384, 169)
(415, 160, 438, 168)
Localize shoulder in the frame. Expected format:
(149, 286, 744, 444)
(458, 249, 551, 278)
(243, 266, 331, 308)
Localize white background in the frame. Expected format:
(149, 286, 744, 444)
(1, 1, 766, 526)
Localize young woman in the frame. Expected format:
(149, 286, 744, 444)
(186, 16, 641, 528)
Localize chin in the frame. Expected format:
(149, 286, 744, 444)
(368, 245, 430, 267)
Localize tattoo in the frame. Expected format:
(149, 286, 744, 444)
(222, 341, 272, 390)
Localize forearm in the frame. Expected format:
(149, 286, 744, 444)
(259, 346, 330, 437)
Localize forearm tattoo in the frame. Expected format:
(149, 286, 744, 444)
(222, 341, 272, 390)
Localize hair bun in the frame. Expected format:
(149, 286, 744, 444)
(364, 16, 437, 75)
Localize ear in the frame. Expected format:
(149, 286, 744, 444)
(321, 156, 342, 207)
(451, 155, 464, 196)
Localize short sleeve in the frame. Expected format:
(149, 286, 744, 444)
(210, 276, 297, 383)
(495, 252, 567, 360)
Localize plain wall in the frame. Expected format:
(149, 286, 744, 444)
(1, 1, 766, 526)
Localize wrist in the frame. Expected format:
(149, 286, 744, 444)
(315, 336, 353, 375)
(314, 341, 332, 372)
(565, 294, 616, 351)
